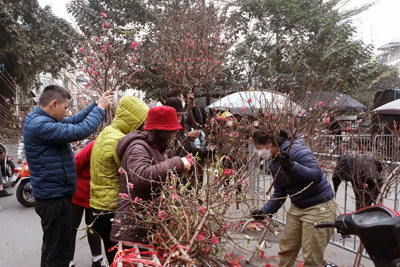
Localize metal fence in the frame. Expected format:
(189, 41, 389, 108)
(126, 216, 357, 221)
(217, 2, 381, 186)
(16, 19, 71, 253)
(249, 134, 400, 259)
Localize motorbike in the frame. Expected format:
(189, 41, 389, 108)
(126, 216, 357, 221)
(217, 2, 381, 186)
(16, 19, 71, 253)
(9, 161, 34, 207)
(315, 205, 400, 267)
(0, 143, 16, 188)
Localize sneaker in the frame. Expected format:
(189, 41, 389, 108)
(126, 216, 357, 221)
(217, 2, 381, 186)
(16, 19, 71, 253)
(0, 189, 12, 198)
(92, 258, 108, 267)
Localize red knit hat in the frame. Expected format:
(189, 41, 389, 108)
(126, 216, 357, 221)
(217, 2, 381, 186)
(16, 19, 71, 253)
(144, 106, 182, 131)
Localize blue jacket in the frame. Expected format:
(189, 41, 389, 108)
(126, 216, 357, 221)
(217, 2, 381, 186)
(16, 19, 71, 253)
(261, 138, 334, 214)
(23, 103, 105, 200)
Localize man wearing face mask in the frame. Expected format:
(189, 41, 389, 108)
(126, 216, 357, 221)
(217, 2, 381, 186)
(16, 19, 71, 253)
(251, 127, 336, 267)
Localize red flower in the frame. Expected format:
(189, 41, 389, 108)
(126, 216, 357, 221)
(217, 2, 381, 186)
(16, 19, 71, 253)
(202, 246, 210, 253)
(211, 235, 219, 244)
(248, 98, 252, 104)
(79, 48, 85, 53)
(93, 37, 99, 42)
(118, 193, 129, 199)
(325, 117, 330, 124)
(225, 222, 230, 231)
(199, 206, 206, 215)
(197, 234, 205, 240)
(158, 210, 167, 220)
(172, 192, 179, 201)
(101, 13, 107, 18)
(131, 41, 138, 50)
(318, 101, 323, 107)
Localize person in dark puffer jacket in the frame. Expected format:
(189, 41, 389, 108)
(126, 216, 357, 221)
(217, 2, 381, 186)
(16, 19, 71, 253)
(251, 127, 336, 267)
(24, 85, 113, 267)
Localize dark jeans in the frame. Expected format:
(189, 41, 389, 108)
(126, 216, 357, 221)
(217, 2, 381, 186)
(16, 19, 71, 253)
(71, 203, 102, 260)
(90, 208, 117, 264)
(35, 197, 74, 267)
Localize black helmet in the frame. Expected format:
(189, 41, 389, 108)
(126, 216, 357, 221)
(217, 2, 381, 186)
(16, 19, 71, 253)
(165, 97, 186, 114)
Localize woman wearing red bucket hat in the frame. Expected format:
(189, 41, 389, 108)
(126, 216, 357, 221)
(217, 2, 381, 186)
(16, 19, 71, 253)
(110, 106, 191, 245)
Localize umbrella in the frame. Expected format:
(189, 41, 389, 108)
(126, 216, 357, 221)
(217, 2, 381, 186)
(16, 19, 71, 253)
(373, 99, 400, 115)
(297, 91, 367, 112)
(204, 90, 303, 115)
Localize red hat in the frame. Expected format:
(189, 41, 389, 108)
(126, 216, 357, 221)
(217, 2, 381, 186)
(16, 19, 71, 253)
(144, 106, 182, 131)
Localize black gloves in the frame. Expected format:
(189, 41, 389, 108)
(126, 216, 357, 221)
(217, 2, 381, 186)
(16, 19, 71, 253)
(278, 151, 293, 173)
(251, 209, 264, 220)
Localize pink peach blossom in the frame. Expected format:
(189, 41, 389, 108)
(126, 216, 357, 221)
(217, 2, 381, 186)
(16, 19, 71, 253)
(211, 235, 219, 244)
(131, 41, 138, 50)
(158, 210, 167, 220)
(202, 246, 211, 253)
(199, 206, 206, 215)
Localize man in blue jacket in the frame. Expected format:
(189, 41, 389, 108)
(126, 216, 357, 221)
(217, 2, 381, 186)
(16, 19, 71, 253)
(24, 85, 113, 267)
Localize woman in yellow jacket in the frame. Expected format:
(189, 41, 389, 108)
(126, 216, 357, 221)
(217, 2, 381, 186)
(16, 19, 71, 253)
(89, 95, 149, 264)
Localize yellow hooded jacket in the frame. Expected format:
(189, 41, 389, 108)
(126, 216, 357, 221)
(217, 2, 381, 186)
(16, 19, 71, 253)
(90, 96, 149, 211)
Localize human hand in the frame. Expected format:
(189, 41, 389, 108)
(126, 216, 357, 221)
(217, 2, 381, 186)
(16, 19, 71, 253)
(251, 209, 264, 220)
(181, 157, 191, 172)
(187, 93, 195, 106)
(97, 90, 115, 110)
(187, 130, 200, 139)
(278, 151, 293, 173)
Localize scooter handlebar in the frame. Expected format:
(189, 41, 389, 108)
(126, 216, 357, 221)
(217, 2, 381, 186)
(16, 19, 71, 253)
(314, 221, 335, 228)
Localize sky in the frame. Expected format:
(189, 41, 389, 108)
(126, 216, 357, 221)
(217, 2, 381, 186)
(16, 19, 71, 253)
(38, 0, 400, 49)
(345, 0, 400, 49)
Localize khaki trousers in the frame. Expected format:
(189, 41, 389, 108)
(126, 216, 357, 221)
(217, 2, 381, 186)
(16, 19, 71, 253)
(278, 199, 336, 267)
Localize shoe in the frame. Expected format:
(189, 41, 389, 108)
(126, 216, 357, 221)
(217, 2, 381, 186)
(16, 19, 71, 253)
(0, 189, 12, 198)
(92, 258, 108, 267)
